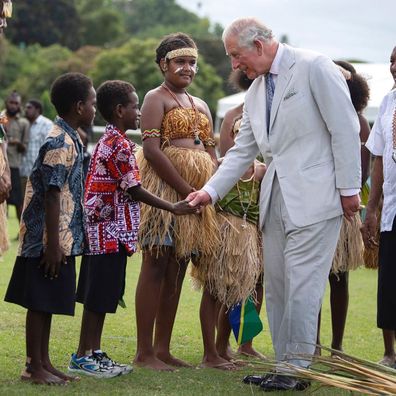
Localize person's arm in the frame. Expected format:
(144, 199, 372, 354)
(309, 56, 361, 218)
(39, 186, 66, 279)
(9, 120, 29, 153)
(361, 156, 383, 249)
(127, 185, 197, 215)
(358, 113, 371, 187)
(141, 91, 195, 198)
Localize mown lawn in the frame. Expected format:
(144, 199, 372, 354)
(0, 208, 382, 395)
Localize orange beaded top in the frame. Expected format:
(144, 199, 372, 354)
(161, 107, 212, 145)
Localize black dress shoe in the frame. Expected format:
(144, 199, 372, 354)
(260, 374, 311, 392)
(242, 373, 273, 386)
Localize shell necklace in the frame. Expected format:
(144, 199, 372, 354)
(161, 83, 201, 144)
(236, 166, 256, 229)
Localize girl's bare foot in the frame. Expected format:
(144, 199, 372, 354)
(378, 355, 396, 367)
(21, 365, 66, 385)
(200, 356, 237, 371)
(156, 352, 192, 368)
(134, 354, 174, 371)
(42, 361, 80, 382)
(238, 345, 267, 360)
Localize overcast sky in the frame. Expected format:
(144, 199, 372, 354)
(176, 0, 395, 63)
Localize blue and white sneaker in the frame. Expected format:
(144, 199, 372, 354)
(68, 353, 123, 378)
(93, 350, 133, 375)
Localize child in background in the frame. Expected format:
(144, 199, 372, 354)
(69, 80, 195, 378)
(5, 72, 96, 385)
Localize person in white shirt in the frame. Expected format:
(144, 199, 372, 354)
(361, 45, 396, 370)
(20, 99, 53, 195)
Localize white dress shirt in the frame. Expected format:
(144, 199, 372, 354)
(365, 89, 396, 232)
(20, 115, 53, 177)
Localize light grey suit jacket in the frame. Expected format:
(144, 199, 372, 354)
(208, 45, 361, 229)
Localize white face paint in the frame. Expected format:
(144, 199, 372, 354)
(173, 64, 198, 74)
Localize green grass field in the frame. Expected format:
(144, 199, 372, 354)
(0, 208, 382, 395)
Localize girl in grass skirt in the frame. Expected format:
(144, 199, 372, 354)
(134, 33, 219, 371)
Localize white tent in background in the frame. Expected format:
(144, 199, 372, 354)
(215, 63, 394, 133)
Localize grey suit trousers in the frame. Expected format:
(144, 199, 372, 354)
(263, 176, 342, 368)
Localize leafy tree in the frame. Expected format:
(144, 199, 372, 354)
(75, 0, 127, 46)
(1, 44, 72, 101)
(79, 8, 125, 47)
(6, 0, 81, 49)
(116, 0, 201, 36)
(62, 46, 103, 75)
(40, 89, 56, 120)
(195, 37, 232, 94)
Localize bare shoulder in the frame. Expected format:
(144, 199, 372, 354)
(141, 86, 166, 129)
(143, 87, 164, 104)
(193, 96, 212, 121)
(225, 104, 243, 121)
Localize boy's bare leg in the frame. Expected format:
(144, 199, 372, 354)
(200, 289, 235, 370)
(379, 329, 396, 365)
(23, 310, 65, 385)
(92, 311, 106, 352)
(77, 309, 105, 357)
(134, 248, 173, 371)
(154, 255, 191, 367)
(40, 314, 78, 381)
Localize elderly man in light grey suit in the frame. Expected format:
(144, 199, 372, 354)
(188, 17, 361, 391)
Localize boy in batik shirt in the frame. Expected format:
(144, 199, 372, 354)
(5, 72, 96, 385)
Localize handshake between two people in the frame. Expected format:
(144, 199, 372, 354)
(127, 185, 212, 216)
(173, 189, 212, 215)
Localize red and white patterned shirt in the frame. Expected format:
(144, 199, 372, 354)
(84, 124, 141, 255)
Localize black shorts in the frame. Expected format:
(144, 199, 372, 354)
(76, 248, 127, 314)
(7, 167, 23, 206)
(377, 216, 396, 330)
(4, 256, 76, 315)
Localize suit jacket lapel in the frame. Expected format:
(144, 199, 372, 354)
(270, 45, 296, 131)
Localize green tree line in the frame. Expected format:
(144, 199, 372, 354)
(0, 0, 234, 122)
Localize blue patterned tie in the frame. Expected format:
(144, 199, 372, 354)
(265, 73, 275, 133)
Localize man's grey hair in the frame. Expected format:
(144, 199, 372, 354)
(222, 17, 274, 48)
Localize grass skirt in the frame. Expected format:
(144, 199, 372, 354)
(191, 212, 263, 307)
(136, 146, 219, 259)
(331, 213, 364, 274)
(363, 207, 381, 270)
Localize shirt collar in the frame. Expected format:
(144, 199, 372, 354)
(269, 43, 284, 76)
(106, 123, 125, 136)
(55, 116, 82, 146)
(32, 114, 43, 125)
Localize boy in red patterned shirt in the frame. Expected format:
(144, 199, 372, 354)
(69, 80, 195, 378)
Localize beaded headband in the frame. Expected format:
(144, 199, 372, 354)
(165, 48, 198, 60)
